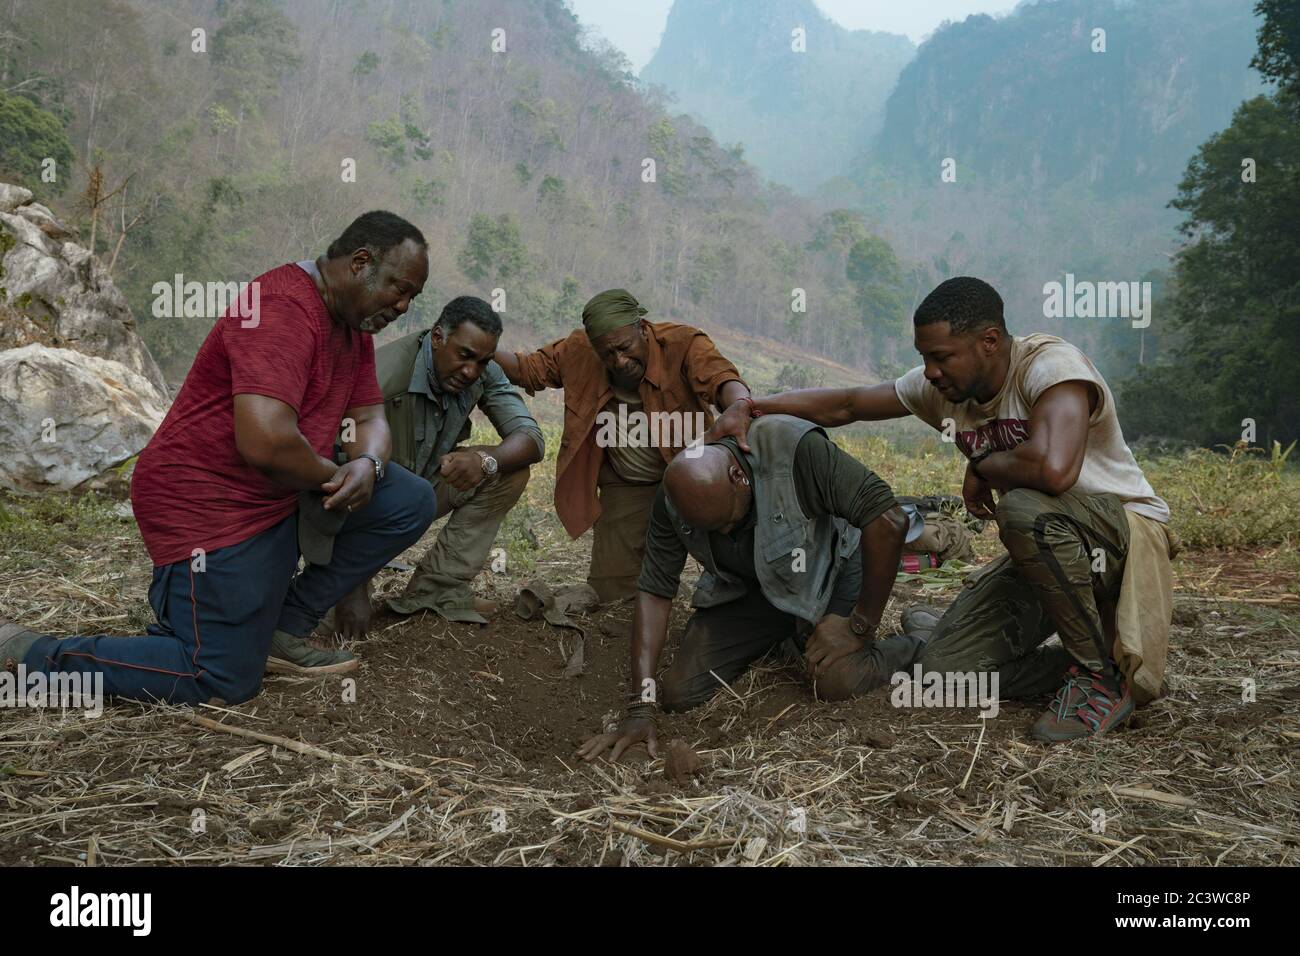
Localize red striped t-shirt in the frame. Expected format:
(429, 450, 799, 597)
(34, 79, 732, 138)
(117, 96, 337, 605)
(131, 263, 384, 566)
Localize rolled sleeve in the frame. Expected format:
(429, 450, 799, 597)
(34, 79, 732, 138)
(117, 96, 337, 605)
(683, 331, 745, 408)
(635, 486, 689, 599)
(894, 365, 945, 431)
(512, 336, 568, 395)
(477, 362, 545, 459)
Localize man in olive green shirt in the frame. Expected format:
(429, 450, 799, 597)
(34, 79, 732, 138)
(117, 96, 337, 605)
(578, 415, 924, 763)
(330, 296, 544, 637)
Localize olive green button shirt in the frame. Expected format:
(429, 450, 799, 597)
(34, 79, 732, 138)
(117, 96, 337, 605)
(377, 329, 544, 481)
(636, 432, 897, 605)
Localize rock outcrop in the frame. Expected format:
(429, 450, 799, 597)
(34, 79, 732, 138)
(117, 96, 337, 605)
(0, 182, 168, 492)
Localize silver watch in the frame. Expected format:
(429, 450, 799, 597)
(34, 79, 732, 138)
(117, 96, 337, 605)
(476, 451, 499, 477)
(358, 453, 385, 481)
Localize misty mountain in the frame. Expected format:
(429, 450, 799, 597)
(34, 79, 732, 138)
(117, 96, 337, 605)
(641, 0, 914, 193)
(870, 0, 1264, 196)
(0, 0, 909, 383)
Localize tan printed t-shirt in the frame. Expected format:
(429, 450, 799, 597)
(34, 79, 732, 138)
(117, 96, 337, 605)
(601, 383, 668, 486)
(894, 333, 1169, 523)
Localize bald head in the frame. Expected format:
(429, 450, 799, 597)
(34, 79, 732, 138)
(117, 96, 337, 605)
(663, 444, 751, 533)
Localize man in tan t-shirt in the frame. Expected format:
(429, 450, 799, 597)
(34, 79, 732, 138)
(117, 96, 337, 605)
(706, 276, 1174, 743)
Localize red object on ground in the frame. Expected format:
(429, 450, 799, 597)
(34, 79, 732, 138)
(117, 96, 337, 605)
(900, 553, 943, 574)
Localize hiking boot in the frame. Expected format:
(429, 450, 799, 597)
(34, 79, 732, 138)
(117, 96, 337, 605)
(900, 604, 944, 642)
(265, 630, 358, 676)
(0, 619, 44, 672)
(1031, 665, 1134, 743)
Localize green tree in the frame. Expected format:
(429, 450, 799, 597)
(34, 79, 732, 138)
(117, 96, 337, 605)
(365, 116, 407, 168)
(0, 91, 73, 193)
(212, 0, 301, 123)
(1121, 0, 1300, 447)
(846, 235, 906, 335)
(352, 50, 380, 78)
(458, 214, 527, 283)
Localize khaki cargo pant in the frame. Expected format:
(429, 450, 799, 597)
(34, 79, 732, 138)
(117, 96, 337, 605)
(387, 457, 530, 624)
(587, 462, 660, 604)
(916, 487, 1130, 698)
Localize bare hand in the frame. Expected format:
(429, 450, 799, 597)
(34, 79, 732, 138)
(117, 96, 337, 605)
(438, 450, 486, 492)
(576, 716, 659, 763)
(805, 614, 866, 679)
(702, 399, 754, 453)
(322, 459, 376, 513)
(332, 581, 372, 641)
(962, 461, 996, 520)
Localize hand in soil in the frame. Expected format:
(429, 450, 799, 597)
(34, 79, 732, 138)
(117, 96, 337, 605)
(576, 716, 659, 763)
(664, 739, 703, 784)
(804, 614, 865, 679)
(332, 581, 373, 641)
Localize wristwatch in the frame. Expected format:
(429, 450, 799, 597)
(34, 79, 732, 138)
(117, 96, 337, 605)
(849, 611, 877, 638)
(476, 451, 499, 477)
(357, 453, 385, 481)
(969, 446, 994, 479)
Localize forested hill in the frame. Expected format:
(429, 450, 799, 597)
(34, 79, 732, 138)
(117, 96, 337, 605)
(871, 0, 1263, 195)
(641, 0, 914, 193)
(0, 0, 900, 385)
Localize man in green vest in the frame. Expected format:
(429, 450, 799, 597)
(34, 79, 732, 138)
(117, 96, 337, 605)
(577, 414, 925, 762)
(329, 296, 545, 637)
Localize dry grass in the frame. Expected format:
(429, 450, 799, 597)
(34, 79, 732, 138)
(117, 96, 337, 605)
(1, 439, 1297, 867)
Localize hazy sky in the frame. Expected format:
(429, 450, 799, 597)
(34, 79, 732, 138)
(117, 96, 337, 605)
(567, 0, 1024, 72)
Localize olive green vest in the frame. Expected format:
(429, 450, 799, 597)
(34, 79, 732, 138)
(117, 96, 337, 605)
(664, 414, 861, 624)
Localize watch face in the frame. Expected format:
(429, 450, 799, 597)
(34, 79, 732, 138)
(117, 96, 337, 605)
(482, 455, 498, 475)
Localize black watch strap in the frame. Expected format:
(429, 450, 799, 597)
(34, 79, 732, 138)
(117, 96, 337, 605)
(849, 611, 876, 637)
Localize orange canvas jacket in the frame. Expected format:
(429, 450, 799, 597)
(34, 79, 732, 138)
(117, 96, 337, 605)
(512, 321, 744, 538)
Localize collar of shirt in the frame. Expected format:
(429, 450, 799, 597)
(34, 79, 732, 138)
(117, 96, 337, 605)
(409, 331, 468, 414)
(640, 324, 665, 391)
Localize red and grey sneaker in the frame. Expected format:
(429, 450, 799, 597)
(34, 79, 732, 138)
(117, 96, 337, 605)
(1031, 664, 1134, 743)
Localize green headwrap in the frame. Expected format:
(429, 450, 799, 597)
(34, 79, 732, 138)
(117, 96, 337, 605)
(582, 289, 647, 341)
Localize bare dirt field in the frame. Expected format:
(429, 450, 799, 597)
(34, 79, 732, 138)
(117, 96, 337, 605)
(3, 434, 1299, 866)
(2, 511, 1297, 866)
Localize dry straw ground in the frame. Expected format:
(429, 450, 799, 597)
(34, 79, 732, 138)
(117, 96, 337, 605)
(1, 430, 1297, 866)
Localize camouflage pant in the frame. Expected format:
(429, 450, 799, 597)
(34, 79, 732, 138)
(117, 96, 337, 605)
(916, 488, 1130, 698)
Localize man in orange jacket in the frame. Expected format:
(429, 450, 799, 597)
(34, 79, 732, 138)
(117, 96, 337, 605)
(494, 289, 751, 602)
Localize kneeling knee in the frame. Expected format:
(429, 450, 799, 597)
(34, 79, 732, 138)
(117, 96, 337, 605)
(659, 673, 701, 713)
(498, 465, 531, 503)
(815, 661, 860, 702)
(995, 488, 1049, 545)
(815, 650, 885, 702)
(406, 479, 438, 534)
(202, 670, 263, 706)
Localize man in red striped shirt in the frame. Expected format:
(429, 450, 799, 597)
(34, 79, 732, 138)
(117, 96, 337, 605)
(0, 212, 436, 705)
